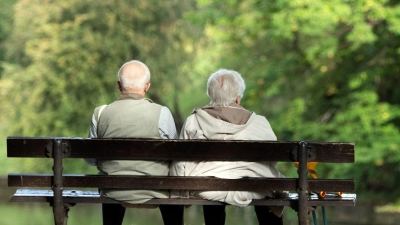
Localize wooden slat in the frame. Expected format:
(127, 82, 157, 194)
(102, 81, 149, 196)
(7, 137, 355, 162)
(8, 174, 355, 192)
(7, 137, 51, 158)
(9, 189, 356, 207)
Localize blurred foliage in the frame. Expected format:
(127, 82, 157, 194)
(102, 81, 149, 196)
(188, 0, 400, 204)
(0, 0, 400, 205)
(0, 0, 201, 136)
(0, 0, 17, 77)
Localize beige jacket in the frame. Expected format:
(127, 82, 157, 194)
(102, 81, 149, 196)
(170, 107, 284, 215)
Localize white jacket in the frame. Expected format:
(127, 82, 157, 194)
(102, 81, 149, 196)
(170, 108, 284, 213)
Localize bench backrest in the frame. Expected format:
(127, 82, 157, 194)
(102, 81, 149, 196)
(7, 137, 354, 162)
(7, 137, 355, 191)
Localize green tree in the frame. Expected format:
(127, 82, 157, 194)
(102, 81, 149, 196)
(1, 0, 200, 137)
(0, 0, 17, 76)
(0, 0, 17, 136)
(0, 0, 204, 174)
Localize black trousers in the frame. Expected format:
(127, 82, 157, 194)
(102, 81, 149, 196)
(102, 204, 184, 225)
(203, 205, 283, 225)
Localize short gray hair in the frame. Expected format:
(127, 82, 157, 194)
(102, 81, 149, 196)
(117, 60, 150, 91)
(207, 69, 246, 106)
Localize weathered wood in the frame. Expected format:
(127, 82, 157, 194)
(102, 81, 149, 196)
(10, 189, 356, 207)
(8, 174, 355, 192)
(7, 136, 357, 225)
(7, 137, 355, 162)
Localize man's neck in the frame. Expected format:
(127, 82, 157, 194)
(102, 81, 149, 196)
(118, 92, 145, 100)
(122, 91, 145, 96)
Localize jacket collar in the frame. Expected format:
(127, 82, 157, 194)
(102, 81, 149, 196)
(200, 103, 252, 125)
(118, 93, 145, 101)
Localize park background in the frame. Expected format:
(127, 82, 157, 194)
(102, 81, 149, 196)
(0, 0, 400, 224)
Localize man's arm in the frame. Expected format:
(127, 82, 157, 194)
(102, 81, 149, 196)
(88, 113, 98, 138)
(158, 106, 178, 139)
(84, 113, 98, 166)
(178, 114, 205, 140)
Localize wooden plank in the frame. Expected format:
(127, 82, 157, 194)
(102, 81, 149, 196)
(9, 189, 356, 207)
(8, 174, 355, 192)
(7, 137, 51, 158)
(7, 137, 355, 162)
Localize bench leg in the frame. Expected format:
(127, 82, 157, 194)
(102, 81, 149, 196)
(53, 204, 64, 225)
(297, 141, 309, 225)
(51, 203, 74, 225)
(63, 204, 72, 225)
(52, 207, 62, 225)
(52, 139, 65, 225)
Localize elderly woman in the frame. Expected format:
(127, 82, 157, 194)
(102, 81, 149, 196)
(171, 69, 284, 225)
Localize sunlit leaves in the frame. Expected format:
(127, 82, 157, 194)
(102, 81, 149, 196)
(1, 0, 200, 138)
(191, 0, 400, 203)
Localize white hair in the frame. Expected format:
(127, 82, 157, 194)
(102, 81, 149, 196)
(117, 60, 150, 91)
(207, 69, 246, 106)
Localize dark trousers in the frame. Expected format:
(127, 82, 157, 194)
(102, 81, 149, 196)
(254, 206, 283, 225)
(102, 204, 184, 225)
(203, 205, 283, 225)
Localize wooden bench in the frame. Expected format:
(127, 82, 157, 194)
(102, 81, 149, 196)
(7, 137, 356, 225)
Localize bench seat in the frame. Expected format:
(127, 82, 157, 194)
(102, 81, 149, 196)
(10, 189, 356, 207)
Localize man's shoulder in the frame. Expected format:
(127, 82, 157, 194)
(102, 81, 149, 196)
(93, 105, 108, 122)
(191, 107, 204, 114)
(142, 98, 164, 108)
(182, 108, 204, 121)
(247, 112, 271, 125)
(249, 111, 266, 119)
(181, 109, 198, 122)
(159, 105, 173, 116)
(94, 104, 108, 111)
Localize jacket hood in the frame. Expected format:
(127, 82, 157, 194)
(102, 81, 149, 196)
(192, 108, 256, 139)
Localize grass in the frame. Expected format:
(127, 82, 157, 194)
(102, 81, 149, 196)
(0, 201, 302, 225)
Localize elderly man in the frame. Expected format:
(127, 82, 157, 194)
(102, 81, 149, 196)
(86, 60, 183, 225)
(171, 69, 284, 225)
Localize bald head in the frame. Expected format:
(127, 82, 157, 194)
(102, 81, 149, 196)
(117, 60, 151, 94)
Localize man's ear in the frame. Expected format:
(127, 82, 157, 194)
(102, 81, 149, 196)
(145, 83, 151, 93)
(235, 96, 241, 105)
(117, 81, 123, 92)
